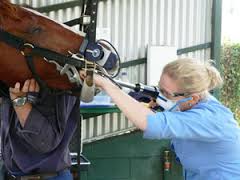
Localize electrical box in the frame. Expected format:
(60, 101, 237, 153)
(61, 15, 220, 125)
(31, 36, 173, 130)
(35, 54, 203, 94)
(147, 46, 177, 86)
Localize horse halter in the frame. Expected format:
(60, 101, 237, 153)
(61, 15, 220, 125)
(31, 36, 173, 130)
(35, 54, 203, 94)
(0, 28, 120, 95)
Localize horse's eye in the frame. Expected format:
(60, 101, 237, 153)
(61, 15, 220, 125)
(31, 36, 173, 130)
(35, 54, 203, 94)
(30, 27, 42, 34)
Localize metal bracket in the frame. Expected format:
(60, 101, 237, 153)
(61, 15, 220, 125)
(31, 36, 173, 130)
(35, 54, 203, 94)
(43, 57, 83, 86)
(80, 15, 91, 25)
(84, 0, 99, 42)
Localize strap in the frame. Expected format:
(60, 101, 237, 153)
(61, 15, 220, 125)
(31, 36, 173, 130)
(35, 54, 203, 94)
(25, 56, 52, 94)
(0, 29, 86, 95)
(0, 29, 84, 68)
(25, 56, 82, 96)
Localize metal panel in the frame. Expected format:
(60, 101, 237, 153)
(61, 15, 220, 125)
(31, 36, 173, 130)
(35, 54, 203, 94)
(95, 0, 213, 83)
(11, 0, 83, 31)
(11, 0, 75, 7)
(82, 112, 136, 143)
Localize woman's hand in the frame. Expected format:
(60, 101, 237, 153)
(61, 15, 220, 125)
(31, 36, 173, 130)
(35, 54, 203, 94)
(148, 98, 159, 109)
(9, 79, 40, 100)
(79, 70, 86, 81)
(93, 74, 111, 89)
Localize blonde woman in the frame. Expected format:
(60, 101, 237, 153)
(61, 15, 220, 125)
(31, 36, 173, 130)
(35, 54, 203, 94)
(93, 58, 240, 180)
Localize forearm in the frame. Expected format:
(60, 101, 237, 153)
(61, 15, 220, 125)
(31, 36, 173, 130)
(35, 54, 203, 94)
(14, 103, 32, 127)
(102, 82, 154, 130)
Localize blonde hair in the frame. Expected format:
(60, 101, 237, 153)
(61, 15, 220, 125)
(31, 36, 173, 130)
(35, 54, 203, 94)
(162, 58, 223, 98)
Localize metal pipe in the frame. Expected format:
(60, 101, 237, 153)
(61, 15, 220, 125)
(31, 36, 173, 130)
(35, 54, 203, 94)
(114, 80, 160, 99)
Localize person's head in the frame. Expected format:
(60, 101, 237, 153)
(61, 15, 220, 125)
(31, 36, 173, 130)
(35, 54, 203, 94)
(158, 58, 223, 110)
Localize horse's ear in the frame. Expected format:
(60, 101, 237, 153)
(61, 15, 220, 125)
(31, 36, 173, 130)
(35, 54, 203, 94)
(0, 0, 11, 6)
(0, 0, 20, 22)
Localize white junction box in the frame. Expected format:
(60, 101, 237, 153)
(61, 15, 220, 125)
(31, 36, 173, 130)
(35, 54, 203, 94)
(147, 46, 177, 86)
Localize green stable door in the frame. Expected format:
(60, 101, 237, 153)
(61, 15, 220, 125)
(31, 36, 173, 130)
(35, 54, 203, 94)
(80, 131, 183, 180)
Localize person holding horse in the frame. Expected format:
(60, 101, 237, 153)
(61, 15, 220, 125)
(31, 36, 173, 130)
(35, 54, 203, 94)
(1, 78, 79, 179)
(93, 58, 240, 180)
(0, 1, 119, 179)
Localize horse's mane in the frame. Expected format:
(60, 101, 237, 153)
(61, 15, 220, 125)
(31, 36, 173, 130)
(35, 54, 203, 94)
(0, 0, 20, 24)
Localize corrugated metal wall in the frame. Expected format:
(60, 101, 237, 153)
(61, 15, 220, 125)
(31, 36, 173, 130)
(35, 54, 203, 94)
(98, 0, 212, 58)
(96, 0, 213, 83)
(11, 0, 213, 143)
(82, 112, 135, 143)
(12, 0, 73, 7)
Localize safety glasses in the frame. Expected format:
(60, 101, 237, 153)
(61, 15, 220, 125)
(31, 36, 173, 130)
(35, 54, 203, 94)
(159, 87, 188, 98)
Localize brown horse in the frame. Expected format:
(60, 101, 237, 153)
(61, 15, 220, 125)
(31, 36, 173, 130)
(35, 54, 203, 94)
(0, 0, 112, 94)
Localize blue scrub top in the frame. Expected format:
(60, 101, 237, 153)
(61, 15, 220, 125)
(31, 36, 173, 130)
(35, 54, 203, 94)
(144, 95, 240, 180)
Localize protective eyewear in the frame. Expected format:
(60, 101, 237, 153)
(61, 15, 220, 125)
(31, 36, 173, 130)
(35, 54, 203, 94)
(159, 88, 188, 98)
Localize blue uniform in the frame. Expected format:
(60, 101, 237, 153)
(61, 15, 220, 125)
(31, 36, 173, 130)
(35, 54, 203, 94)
(144, 95, 240, 180)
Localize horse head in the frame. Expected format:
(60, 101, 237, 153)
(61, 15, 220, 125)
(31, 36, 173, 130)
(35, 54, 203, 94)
(0, 0, 119, 96)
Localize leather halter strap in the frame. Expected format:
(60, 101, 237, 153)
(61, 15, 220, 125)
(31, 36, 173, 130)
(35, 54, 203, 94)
(0, 29, 87, 95)
(0, 29, 85, 68)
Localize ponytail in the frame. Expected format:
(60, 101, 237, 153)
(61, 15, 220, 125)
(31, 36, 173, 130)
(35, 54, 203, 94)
(205, 60, 223, 91)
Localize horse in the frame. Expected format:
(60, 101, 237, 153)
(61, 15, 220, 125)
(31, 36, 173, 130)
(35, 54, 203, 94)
(0, 0, 119, 97)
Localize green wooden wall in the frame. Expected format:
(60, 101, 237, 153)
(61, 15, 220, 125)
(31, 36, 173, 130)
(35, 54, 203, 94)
(80, 131, 183, 180)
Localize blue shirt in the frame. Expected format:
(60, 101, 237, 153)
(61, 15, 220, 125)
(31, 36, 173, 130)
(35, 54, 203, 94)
(144, 95, 240, 180)
(0, 93, 79, 174)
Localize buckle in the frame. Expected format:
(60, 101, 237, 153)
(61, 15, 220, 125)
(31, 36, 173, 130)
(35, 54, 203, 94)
(20, 43, 34, 56)
(23, 176, 41, 180)
(8, 171, 59, 180)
